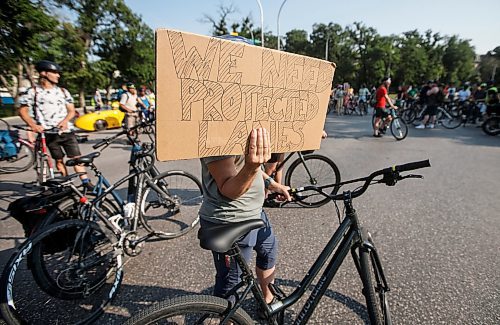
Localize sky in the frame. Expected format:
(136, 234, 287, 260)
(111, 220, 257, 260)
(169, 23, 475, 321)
(124, 0, 500, 55)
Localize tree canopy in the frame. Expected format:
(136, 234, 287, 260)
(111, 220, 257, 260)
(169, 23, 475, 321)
(0, 1, 497, 110)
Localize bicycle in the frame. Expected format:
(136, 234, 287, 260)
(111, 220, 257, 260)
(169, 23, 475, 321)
(6, 125, 62, 186)
(0, 119, 35, 173)
(124, 159, 431, 325)
(268, 151, 341, 208)
(0, 129, 203, 324)
(371, 107, 408, 140)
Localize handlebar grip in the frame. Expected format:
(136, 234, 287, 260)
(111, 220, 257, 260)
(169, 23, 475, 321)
(395, 159, 431, 173)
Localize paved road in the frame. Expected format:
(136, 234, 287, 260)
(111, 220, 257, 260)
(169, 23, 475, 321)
(1, 114, 499, 324)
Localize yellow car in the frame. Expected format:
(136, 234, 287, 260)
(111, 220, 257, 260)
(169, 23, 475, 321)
(75, 108, 125, 131)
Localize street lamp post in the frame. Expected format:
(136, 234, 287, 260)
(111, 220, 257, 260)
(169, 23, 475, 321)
(325, 37, 329, 60)
(255, 0, 264, 47)
(277, 0, 288, 50)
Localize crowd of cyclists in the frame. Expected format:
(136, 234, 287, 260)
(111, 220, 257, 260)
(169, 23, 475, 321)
(329, 78, 500, 127)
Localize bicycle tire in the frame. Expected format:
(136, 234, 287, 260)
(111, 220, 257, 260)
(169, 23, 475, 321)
(400, 108, 416, 124)
(481, 116, 500, 136)
(284, 154, 341, 207)
(140, 170, 203, 239)
(358, 244, 392, 325)
(0, 219, 123, 325)
(0, 141, 35, 173)
(123, 295, 254, 325)
(389, 117, 408, 141)
(440, 112, 462, 129)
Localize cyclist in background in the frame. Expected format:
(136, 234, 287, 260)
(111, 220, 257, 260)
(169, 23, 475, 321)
(373, 77, 398, 137)
(415, 81, 442, 129)
(485, 81, 499, 116)
(119, 82, 140, 137)
(358, 84, 370, 113)
(18, 60, 92, 188)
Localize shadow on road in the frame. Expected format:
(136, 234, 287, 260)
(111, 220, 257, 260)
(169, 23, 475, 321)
(99, 277, 369, 324)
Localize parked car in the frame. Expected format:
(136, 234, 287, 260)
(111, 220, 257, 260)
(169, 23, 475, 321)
(74, 107, 125, 131)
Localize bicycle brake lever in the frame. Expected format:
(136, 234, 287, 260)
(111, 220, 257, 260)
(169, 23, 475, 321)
(401, 174, 424, 180)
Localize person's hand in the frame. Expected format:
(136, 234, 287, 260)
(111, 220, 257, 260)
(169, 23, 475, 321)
(245, 128, 271, 169)
(30, 124, 44, 133)
(58, 120, 69, 131)
(268, 182, 292, 201)
(321, 130, 328, 139)
(393, 106, 398, 110)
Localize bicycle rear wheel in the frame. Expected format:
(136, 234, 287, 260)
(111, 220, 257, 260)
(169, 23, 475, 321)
(123, 295, 253, 325)
(390, 117, 408, 140)
(140, 171, 203, 239)
(0, 141, 35, 173)
(0, 219, 123, 324)
(284, 154, 341, 207)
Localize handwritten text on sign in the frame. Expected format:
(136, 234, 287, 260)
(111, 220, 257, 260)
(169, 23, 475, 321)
(155, 29, 335, 161)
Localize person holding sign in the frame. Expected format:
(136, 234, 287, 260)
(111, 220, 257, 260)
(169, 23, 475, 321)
(198, 128, 291, 309)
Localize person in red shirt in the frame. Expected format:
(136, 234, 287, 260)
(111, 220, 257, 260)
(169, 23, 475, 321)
(373, 77, 398, 137)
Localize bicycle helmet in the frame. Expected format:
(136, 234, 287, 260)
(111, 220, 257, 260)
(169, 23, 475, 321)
(35, 60, 62, 73)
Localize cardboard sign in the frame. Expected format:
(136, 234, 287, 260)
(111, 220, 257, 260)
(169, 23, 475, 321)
(155, 29, 336, 161)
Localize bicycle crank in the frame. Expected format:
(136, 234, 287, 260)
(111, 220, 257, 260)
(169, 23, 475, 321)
(123, 232, 144, 256)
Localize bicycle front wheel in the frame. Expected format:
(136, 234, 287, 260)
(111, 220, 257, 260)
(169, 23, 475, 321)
(123, 295, 254, 325)
(0, 219, 123, 325)
(440, 111, 462, 129)
(0, 141, 35, 173)
(140, 171, 203, 239)
(284, 154, 341, 207)
(353, 231, 392, 325)
(390, 117, 408, 141)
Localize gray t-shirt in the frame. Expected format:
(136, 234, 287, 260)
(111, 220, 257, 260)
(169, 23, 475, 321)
(199, 155, 264, 223)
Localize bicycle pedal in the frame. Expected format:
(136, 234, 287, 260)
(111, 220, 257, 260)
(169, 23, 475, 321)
(268, 283, 285, 300)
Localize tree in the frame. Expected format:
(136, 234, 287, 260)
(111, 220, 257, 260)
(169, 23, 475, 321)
(479, 46, 500, 84)
(0, 0, 58, 99)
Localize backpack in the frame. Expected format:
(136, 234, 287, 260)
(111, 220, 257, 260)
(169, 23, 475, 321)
(118, 92, 129, 112)
(0, 129, 18, 159)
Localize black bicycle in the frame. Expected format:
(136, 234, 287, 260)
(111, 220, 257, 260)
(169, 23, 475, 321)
(270, 151, 341, 207)
(124, 159, 431, 325)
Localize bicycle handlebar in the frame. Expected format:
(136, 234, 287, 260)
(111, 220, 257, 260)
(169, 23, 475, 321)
(276, 159, 431, 203)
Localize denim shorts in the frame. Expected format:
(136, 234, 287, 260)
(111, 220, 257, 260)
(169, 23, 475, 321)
(200, 211, 278, 298)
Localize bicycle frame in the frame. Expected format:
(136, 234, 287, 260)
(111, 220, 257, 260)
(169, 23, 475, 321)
(223, 192, 389, 324)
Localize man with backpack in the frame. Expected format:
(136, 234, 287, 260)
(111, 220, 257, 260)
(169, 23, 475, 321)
(18, 60, 92, 188)
(119, 82, 140, 133)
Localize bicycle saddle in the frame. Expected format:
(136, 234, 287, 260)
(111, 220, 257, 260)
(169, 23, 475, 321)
(198, 219, 265, 253)
(66, 152, 101, 166)
(42, 172, 86, 187)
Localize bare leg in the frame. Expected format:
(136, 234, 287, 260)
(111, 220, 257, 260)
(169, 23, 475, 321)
(256, 266, 276, 303)
(73, 164, 89, 181)
(373, 117, 382, 135)
(55, 158, 68, 176)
